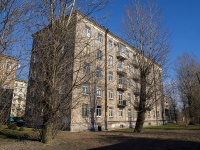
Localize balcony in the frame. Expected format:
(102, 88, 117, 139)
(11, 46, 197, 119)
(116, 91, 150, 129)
(118, 100, 126, 107)
(133, 74, 140, 81)
(117, 83, 127, 91)
(116, 51, 127, 60)
(117, 67, 126, 75)
(134, 88, 140, 95)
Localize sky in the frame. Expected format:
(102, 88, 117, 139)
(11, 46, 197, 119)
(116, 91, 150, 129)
(100, 0, 200, 77)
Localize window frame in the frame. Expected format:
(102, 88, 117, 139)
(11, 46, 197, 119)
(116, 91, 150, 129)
(98, 33, 103, 43)
(108, 89, 113, 99)
(119, 108, 123, 117)
(108, 55, 113, 66)
(96, 106, 102, 117)
(85, 25, 91, 37)
(109, 107, 113, 117)
(82, 104, 88, 117)
(82, 84, 89, 95)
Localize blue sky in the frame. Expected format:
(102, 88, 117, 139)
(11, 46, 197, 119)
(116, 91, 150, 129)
(100, 0, 200, 77)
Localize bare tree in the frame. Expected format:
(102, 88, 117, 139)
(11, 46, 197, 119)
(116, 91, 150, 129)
(175, 53, 200, 125)
(123, 0, 170, 132)
(25, 0, 109, 144)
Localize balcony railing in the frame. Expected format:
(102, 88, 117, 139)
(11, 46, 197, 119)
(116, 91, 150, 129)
(117, 67, 126, 75)
(118, 100, 126, 107)
(117, 83, 127, 91)
(116, 51, 127, 60)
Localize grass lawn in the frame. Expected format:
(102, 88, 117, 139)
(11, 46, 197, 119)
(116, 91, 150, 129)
(144, 123, 200, 130)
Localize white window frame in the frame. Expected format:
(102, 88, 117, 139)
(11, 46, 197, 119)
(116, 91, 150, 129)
(127, 78, 131, 86)
(85, 26, 91, 37)
(109, 107, 113, 117)
(97, 50, 103, 60)
(108, 55, 113, 66)
(119, 108, 123, 117)
(109, 89, 113, 99)
(96, 67, 103, 78)
(96, 106, 102, 117)
(108, 71, 113, 81)
(147, 111, 151, 118)
(82, 84, 89, 95)
(109, 40, 113, 49)
(98, 33, 103, 43)
(96, 87, 102, 97)
(82, 104, 88, 116)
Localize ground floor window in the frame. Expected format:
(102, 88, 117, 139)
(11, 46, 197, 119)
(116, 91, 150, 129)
(109, 107, 113, 117)
(96, 106, 102, 117)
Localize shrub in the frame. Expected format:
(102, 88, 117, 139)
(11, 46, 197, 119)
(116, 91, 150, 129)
(19, 126, 24, 131)
(8, 123, 17, 130)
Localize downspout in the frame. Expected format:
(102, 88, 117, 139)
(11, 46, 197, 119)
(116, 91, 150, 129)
(104, 29, 109, 130)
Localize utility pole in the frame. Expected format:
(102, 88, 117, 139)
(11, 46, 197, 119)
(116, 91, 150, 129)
(104, 28, 109, 130)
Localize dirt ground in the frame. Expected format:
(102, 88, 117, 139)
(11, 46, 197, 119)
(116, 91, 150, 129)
(0, 129, 200, 150)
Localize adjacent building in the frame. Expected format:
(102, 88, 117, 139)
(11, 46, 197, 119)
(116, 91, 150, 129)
(10, 79, 27, 117)
(26, 11, 164, 131)
(0, 54, 18, 123)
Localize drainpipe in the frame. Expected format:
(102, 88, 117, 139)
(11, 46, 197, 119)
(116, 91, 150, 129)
(105, 28, 109, 130)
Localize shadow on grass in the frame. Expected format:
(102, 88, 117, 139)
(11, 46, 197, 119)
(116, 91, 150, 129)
(0, 129, 39, 142)
(88, 134, 200, 150)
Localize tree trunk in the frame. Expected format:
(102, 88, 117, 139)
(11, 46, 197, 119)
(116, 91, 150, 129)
(134, 72, 146, 132)
(41, 116, 52, 144)
(134, 109, 145, 132)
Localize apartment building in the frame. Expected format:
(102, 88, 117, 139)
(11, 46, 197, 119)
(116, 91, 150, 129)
(26, 11, 164, 131)
(0, 54, 18, 123)
(10, 79, 27, 117)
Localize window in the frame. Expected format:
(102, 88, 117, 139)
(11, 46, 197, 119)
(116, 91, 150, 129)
(19, 89, 22, 92)
(128, 109, 132, 118)
(96, 106, 102, 117)
(33, 54, 39, 63)
(96, 67, 103, 78)
(147, 111, 151, 118)
(118, 75, 123, 84)
(127, 93, 131, 101)
(98, 33, 103, 43)
(96, 87, 102, 97)
(3, 85, 9, 89)
(117, 60, 122, 68)
(7, 62, 12, 70)
(135, 96, 139, 105)
(108, 89, 113, 99)
(153, 111, 155, 118)
(82, 104, 88, 116)
(15, 83, 18, 87)
(157, 111, 160, 118)
(97, 50, 103, 60)
(108, 55, 113, 65)
(127, 78, 131, 86)
(119, 108, 123, 117)
(6, 74, 11, 80)
(109, 40, 113, 49)
(127, 64, 130, 73)
(133, 55, 137, 63)
(118, 91, 123, 100)
(85, 26, 91, 37)
(126, 50, 129, 58)
(59, 86, 65, 94)
(109, 107, 113, 117)
(83, 62, 90, 74)
(82, 84, 89, 94)
(83, 45, 90, 55)
(108, 71, 113, 81)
